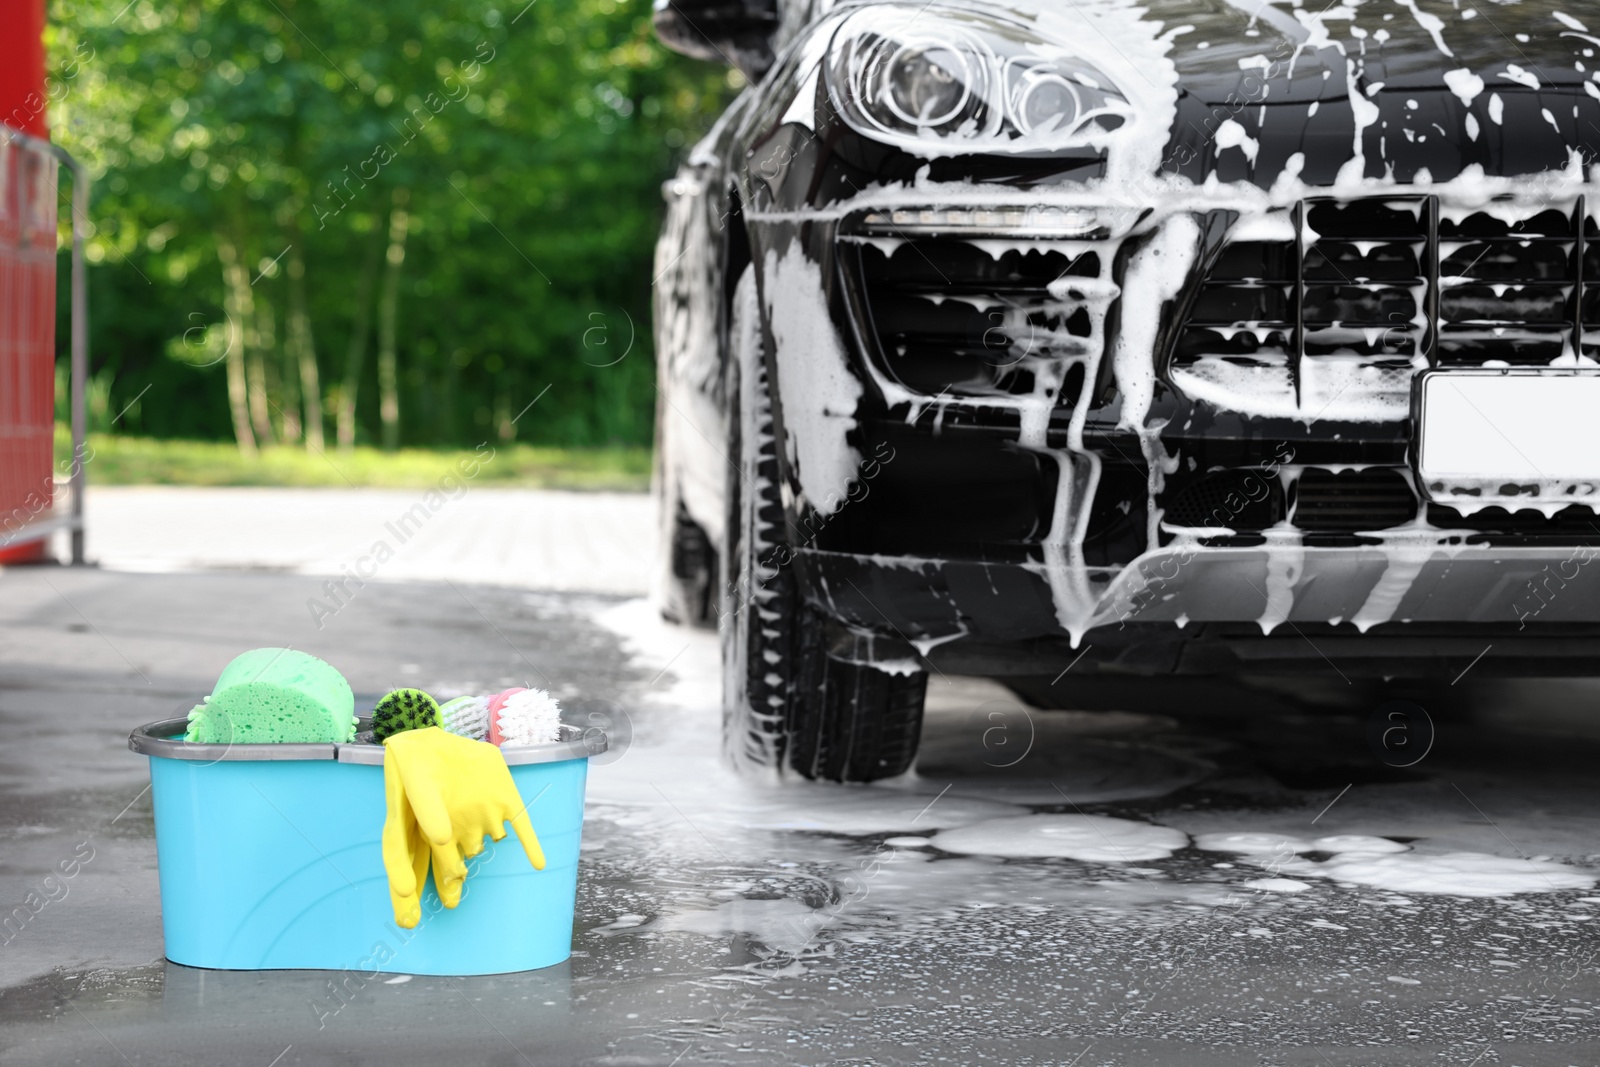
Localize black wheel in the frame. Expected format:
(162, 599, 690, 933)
(721, 268, 927, 782)
(789, 626, 929, 781)
(661, 501, 716, 628)
(652, 372, 717, 629)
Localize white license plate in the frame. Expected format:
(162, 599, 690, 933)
(1416, 370, 1600, 508)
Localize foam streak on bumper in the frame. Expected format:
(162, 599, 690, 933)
(799, 542, 1600, 646)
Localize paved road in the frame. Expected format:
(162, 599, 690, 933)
(70, 486, 655, 594)
(0, 563, 1598, 1065)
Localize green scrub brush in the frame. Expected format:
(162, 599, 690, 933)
(372, 688, 441, 743)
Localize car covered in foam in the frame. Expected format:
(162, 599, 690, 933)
(651, 0, 1600, 780)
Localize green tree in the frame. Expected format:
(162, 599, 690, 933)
(47, 0, 732, 450)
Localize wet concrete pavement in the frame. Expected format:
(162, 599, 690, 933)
(1, 567, 1599, 1065)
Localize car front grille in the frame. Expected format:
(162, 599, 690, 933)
(832, 201, 1600, 548)
(1173, 196, 1595, 419)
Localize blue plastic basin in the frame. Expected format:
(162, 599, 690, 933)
(130, 718, 603, 975)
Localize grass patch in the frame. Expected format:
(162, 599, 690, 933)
(58, 429, 652, 491)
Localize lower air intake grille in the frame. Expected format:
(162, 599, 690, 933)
(1161, 469, 1283, 531)
(1293, 468, 1416, 532)
(1162, 467, 1418, 534)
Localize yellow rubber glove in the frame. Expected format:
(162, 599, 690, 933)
(380, 727, 546, 928)
(381, 759, 435, 929)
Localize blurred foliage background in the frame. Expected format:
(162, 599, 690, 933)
(46, 0, 730, 455)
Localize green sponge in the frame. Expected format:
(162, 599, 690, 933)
(185, 648, 357, 744)
(372, 689, 440, 742)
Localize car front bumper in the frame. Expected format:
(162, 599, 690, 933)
(797, 540, 1600, 676)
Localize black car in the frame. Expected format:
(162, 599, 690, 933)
(650, 0, 1600, 781)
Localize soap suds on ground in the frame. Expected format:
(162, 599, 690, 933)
(592, 597, 1600, 909)
(932, 814, 1189, 862)
(1279, 851, 1596, 897)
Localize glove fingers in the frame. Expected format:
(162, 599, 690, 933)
(486, 763, 546, 872)
(508, 809, 547, 872)
(385, 729, 550, 922)
(397, 759, 456, 848)
(396, 825, 430, 928)
(383, 842, 422, 928)
(389, 888, 420, 929)
(381, 810, 416, 895)
(487, 766, 546, 872)
(431, 839, 469, 909)
(381, 752, 424, 927)
(382, 816, 417, 890)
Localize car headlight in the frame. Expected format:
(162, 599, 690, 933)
(824, 6, 1132, 156)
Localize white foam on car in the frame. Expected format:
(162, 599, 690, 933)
(656, 139, 733, 559)
(1109, 215, 1200, 584)
(1256, 525, 1304, 634)
(761, 242, 864, 517)
(1442, 67, 1484, 107)
(1214, 119, 1259, 163)
(1030, 0, 1183, 186)
(1392, 0, 1452, 56)
(742, 0, 1600, 642)
(931, 814, 1189, 862)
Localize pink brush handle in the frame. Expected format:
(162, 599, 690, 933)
(486, 687, 527, 746)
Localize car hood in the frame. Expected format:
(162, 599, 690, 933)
(1151, 0, 1595, 102)
(1059, 0, 1600, 185)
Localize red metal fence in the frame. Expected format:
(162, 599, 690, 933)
(0, 0, 85, 566)
(0, 132, 59, 561)
(0, 128, 88, 565)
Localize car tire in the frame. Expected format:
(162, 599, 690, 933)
(721, 268, 927, 782)
(789, 625, 929, 781)
(652, 372, 717, 628)
(659, 498, 716, 628)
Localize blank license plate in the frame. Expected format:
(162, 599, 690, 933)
(1416, 370, 1600, 507)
